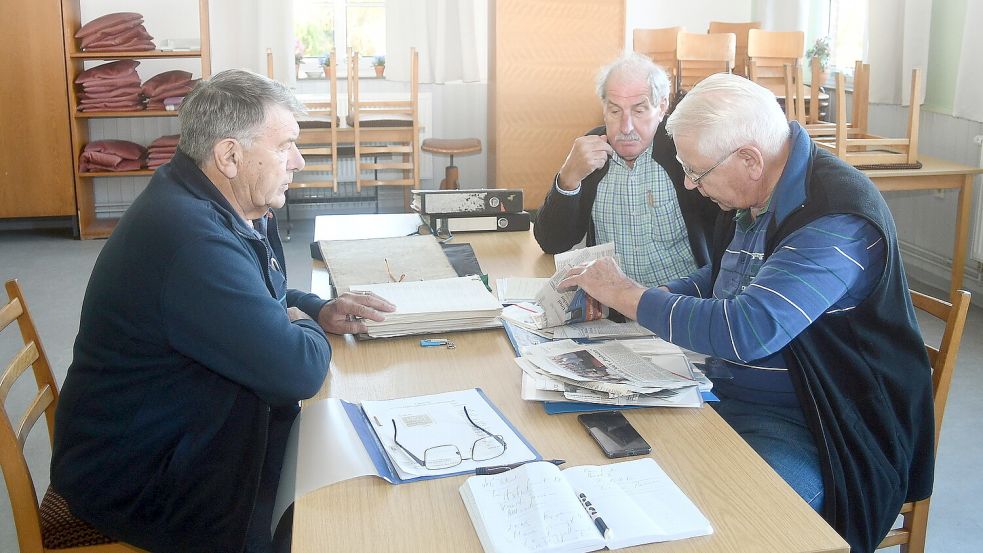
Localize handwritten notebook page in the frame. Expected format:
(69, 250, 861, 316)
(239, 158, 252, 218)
(461, 462, 604, 553)
(563, 458, 713, 549)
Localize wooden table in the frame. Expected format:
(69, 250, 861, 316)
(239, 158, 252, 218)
(293, 215, 848, 553)
(863, 156, 983, 299)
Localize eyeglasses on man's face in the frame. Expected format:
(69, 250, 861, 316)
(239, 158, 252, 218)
(677, 147, 740, 185)
(391, 405, 507, 470)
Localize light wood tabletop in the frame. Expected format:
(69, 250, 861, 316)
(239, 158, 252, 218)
(294, 218, 848, 553)
(862, 156, 983, 300)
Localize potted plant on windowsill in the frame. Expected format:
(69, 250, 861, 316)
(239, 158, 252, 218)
(373, 55, 385, 78)
(319, 54, 331, 78)
(806, 36, 830, 85)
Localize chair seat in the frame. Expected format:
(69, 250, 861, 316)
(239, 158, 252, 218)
(345, 114, 415, 128)
(39, 487, 117, 549)
(421, 138, 482, 155)
(297, 115, 340, 129)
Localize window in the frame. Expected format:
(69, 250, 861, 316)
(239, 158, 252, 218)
(293, 0, 386, 79)
(826, 0, 866, 73)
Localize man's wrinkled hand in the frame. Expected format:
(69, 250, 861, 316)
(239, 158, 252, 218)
(557, 135, 614, 190)
(557, 257, 646, 320)
(317, 291, 397, 335)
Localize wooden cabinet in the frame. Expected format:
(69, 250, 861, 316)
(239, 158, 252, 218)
(0, 0, 76, 219)
(60, 0, 211, 239)
(488, 0, 625, 210)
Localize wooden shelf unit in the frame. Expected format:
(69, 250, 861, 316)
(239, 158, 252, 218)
(61, 0, 211, 239)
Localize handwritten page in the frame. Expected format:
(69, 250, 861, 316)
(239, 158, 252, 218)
(459, 458, 712, 553)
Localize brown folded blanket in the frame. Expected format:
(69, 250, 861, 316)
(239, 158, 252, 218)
(80, 158, 145, 172)
(75, 12, 143, 38)
(75, 60, 140, 84)
(79, 87, 143, 100)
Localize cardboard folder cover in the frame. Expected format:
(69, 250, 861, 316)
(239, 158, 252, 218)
(422, 211, 531, 233)
(411, 188, 523, 215)
(317, 234, 457, 294)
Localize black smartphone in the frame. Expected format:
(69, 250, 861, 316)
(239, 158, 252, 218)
(578, 411, 652, 458)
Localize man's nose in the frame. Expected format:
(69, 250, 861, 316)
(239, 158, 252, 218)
(683, 175, 698, 190)
(288, 143, 305, 172)
(620, 111, 634, 133)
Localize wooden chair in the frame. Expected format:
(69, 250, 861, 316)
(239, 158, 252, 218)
(632, 26, 682, 97)
(0, 279, 143, 552)
(815, 66, 920, 167)
(675, 32, 736, 95)
(707, 21, 760, 77)
(746, 29, 805, 96)
(348, 47, 420, 199)
(876, 289, 972, 552)
(786, 59, 867, 136)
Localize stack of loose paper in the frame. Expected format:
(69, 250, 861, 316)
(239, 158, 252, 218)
(517, 339, 704, 408)
(351, 275, 503, 338)
(495, 277, 549, 304)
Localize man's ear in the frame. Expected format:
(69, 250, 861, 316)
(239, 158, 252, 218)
(212, 138, 240, 179)
(741, 147, 765, 181)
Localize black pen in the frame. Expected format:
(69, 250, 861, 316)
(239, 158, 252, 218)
(474, 458, 565, 475)
(577, 491, 612, 540)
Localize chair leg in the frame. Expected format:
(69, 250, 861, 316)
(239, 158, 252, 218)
(440, 165, 461, 190)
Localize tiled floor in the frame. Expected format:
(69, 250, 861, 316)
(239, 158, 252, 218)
(1, 218, 980, 552)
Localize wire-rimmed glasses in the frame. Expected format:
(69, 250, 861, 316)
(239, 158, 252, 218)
(391, 405, 507, 470)
(677, 147, 740, 185)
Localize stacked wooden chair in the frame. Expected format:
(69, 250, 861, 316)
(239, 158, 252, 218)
(632, 26, 682, 98)
(675, 31, 736, 96)
(707, 21, 760, 77)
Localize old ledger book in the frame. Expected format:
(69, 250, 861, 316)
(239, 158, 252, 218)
(317, 234, 457, 294)
(351, 275, 503, 338)
(459, 458, 712, 553)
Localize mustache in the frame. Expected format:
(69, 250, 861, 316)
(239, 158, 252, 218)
(615, 132, 641, 141)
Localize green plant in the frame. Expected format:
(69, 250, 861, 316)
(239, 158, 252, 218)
(806, 36, 831, 70)
(319, 54, 331, 67)
(373, 55, 385, 68)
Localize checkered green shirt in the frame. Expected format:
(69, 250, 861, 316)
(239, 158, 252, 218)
(591, 145, 697, 287)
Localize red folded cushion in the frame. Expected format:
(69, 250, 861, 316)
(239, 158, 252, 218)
(80, 158, 144, 172)
(148, 84, 195, 101)
(81, 25, 154, 49)
(79, 86, 143, 100)
(77, 18, 144, 44)
(84, 139, 147, 160)
(149, 134, 180, 148)
(78, 105, 146, 112)
(75, 60, 140, 84)
(78, 96, 143, 107)
(81, 75, 142, 90)
(84, 40, 156, 53)
(141, 70, 193, 97)
(75, 12, 144, 38)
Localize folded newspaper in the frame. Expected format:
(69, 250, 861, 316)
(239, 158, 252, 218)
(516, 339, 705, 408)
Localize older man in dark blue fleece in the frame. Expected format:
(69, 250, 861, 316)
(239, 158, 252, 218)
(51, 70, 394, 553)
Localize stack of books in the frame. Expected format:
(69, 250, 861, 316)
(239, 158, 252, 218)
(411, 188, 530, 233)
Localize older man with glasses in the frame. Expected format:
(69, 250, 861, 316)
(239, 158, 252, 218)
(534, 52, 717, 288)
(559, 73, 935, 553)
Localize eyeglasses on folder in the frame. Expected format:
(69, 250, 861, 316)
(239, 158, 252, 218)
(391, 405, 507, 470)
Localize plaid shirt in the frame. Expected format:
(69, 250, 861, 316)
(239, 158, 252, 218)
(591, 144, 697, 287)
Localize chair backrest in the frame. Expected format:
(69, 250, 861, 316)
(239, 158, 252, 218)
(877, 289, 971, 552)
(707, 21, 761, 77)
(675, 32, 736, 94)
(1, 279, 59, 552)
(349, 47, 421, 195)
(295, 49, 340, 192)
(632, 26, 682, 97)
(747, 29, 805, 95)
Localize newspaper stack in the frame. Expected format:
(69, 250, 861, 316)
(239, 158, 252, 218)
(516, 339, 705, 408)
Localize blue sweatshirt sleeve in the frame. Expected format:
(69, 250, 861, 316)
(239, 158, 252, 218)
(161, 235, 331, 405)
(637, 215, 885, 362)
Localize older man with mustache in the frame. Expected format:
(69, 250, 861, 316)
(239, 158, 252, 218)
(534, 52, 718, 288)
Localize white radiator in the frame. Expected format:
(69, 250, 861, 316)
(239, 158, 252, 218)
(973, 134, 983, 263)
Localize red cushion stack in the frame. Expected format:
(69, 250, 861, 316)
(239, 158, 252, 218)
(75, 60, 144, 112)
(147, 135, 180, 170)
(76, 12, 155, 52)
(142, 71, 197, 111)
(79, 140, 148, 172)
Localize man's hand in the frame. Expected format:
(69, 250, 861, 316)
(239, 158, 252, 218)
(557, 257, 646, 320)
(317, 291, 397, 335)
(557, 135, 614, 191)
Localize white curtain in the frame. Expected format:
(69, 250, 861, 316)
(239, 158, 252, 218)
(753, 0, 809, 32)
(866, 0, 932, 105)
(385, 0, 487, 84)
(209, 0, 295, 81)
(953, 0, 983, 122)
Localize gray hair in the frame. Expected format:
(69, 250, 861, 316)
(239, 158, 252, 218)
(595, 51, 670, 106)
(178, 69, 306, 164)
(665, 73, 790, 158)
